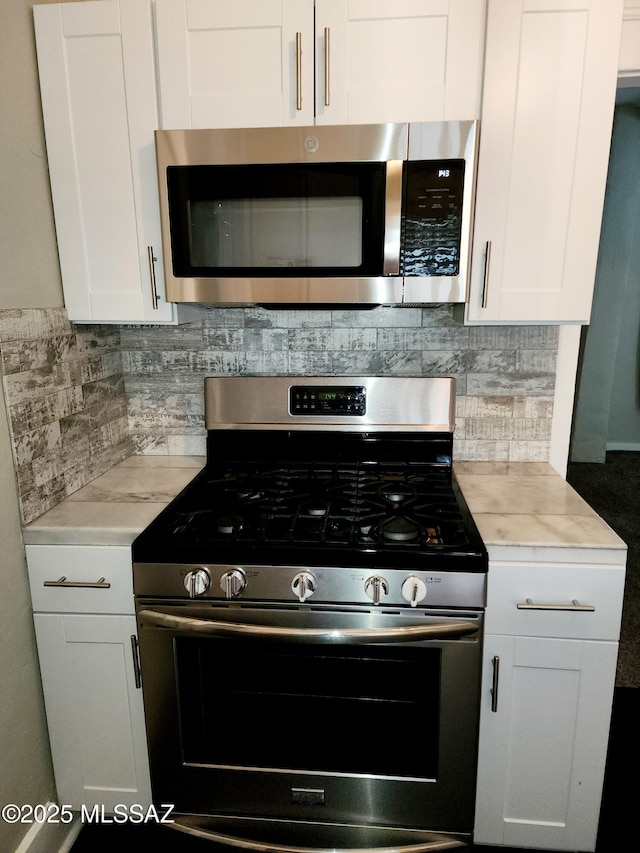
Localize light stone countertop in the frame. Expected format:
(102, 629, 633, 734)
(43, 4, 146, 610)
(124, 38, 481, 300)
(22, 457, 627, 564)
(22, 456, 206, 547)
(454, 461, 626, 564)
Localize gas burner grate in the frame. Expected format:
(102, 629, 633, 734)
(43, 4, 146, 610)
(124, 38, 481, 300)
(165, 460, 469, 550)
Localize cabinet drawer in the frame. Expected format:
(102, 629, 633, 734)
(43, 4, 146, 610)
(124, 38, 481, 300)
(27, 545, 134, 614)
(485, 562, 625, 640)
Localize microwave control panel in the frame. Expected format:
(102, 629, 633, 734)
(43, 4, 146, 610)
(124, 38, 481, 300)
(401, 159, 465, 277)
(290, 386, 366, 416)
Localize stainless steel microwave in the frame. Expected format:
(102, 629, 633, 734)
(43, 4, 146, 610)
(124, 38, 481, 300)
(155, 121, 477, 307)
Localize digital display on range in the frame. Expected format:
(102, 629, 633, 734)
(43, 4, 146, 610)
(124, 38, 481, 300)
(290, 386, 366, 416)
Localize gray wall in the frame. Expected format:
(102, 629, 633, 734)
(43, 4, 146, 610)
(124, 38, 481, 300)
(0, 0, 62, 849)
(571, 97, 640, 461)
(1, 0, 64, 309)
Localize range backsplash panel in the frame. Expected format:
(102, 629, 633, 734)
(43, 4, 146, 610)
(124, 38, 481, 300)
(120, 304, 558, 462)
(0, 306, 558, 525)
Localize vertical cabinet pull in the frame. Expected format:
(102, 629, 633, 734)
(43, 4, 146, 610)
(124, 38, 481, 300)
(491, 655, 500, 712)
(324, 28, 331, 106)
(481, 240, 492, 308)
(130, 635, 142, 689)
(295, 32, 303, 111)
(147, 246, 159, 310)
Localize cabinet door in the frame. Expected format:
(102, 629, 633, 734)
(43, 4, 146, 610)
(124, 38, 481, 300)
(474, 634, 617, 851)
(315, 0, 484, 125)
(34, 0, 175, 323)
(156, 0, 315, 128)
(466, 0, 624, 323)
(34, 613, 151, 811)
(619, 0, 640, 79)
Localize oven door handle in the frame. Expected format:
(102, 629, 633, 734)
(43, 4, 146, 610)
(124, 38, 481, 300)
(137, 609, 479, 643)
(170, 815, 466, 851)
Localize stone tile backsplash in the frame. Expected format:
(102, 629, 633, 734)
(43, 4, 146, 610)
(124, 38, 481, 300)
(0, 305, 558, 524)
(120, 304, 558, 463)
(0, 309, 132, 523)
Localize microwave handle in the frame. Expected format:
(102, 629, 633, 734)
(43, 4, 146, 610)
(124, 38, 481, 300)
(384, 160, 403, 276)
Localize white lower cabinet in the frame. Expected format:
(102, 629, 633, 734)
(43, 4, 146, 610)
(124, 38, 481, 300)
(26, 545, 151, 812)
(474, 560, 625, 851)
(25, 542, 625, 843)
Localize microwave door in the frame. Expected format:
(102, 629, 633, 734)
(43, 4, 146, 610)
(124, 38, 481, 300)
(165, 162, 389, 279)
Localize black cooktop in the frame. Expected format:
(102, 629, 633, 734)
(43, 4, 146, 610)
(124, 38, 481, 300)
(132, 432, 487, 572)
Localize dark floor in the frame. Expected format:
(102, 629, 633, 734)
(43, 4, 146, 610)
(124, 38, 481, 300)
(70, 454, 639, 853)
(567, 450, 640, 688)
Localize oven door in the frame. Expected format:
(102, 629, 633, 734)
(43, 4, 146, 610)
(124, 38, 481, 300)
(136, 602, 482, 845)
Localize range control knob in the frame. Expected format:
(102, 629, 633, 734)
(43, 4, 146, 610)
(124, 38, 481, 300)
(364, 575, 389, 605)
(220, 568, 247, 599)
(292, 571, 317, 603)
(401, 576, 428, 607)
(184, 567, 211, 599)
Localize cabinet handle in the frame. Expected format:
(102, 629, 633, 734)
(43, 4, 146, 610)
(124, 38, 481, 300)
(516, 598, 596, 612)
(295, 32, 303, 111)
(147, 246, 159, 310)
(324, 27, 331, 106)
(43, 576, 111, 589)
(491, 655, 500, 712)
(481, 240, 491, 308)
(130, 635, 142, 689)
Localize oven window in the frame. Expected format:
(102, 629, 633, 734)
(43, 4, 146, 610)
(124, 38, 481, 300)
(175, 639, 440, 779)
(166, 163, 386, 277)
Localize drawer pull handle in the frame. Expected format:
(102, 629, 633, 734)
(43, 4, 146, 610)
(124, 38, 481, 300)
(43, 576, 111, 589)
(517, 598, 595, 612)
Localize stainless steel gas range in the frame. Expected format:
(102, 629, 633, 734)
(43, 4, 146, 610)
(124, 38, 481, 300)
(132, 376, 487, 853)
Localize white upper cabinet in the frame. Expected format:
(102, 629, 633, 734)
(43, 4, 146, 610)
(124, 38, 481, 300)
(155, 0, 485, 129)
(466, 0, 625, 324)
(34, 0, 176, 323)
(314, 0, 484, 125)
(619, 0, 640, 80)
(155, 0, 315, 128)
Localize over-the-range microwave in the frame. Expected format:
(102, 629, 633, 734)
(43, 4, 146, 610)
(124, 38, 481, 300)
(155, 121, 477, 308)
